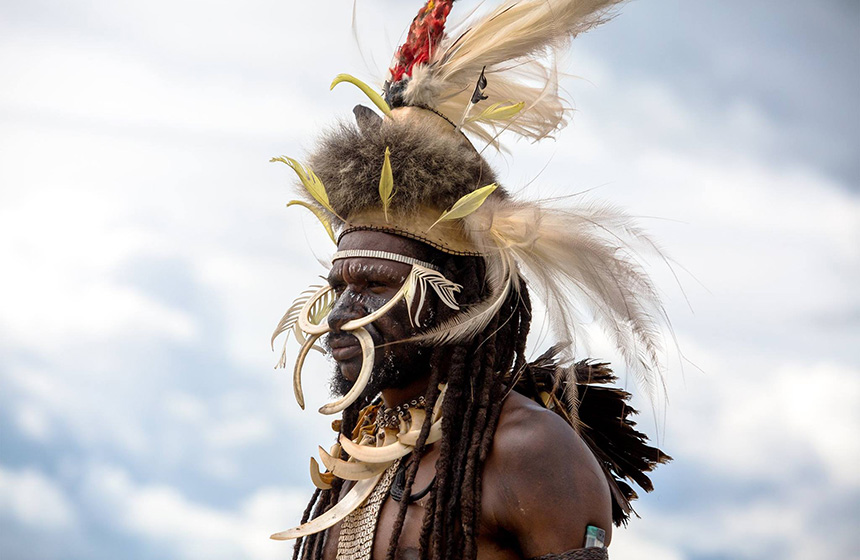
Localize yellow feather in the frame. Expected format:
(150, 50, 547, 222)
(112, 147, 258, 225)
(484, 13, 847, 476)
(379, 147, 395, 222)
(272, 156, 337, 217)
(467, 101, 526, 123)
(330, 74, 392, 117)
(287, 200, 337, 244)
(430, 184, 498, 229)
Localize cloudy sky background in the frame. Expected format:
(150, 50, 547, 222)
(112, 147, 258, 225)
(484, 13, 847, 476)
(1, 1, 858, 559)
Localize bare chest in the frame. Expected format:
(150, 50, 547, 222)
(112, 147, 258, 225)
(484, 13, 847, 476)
(321, 448, 519, 560)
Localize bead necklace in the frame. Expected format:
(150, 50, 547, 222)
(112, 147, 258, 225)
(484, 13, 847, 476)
(375, 395, 427, 429)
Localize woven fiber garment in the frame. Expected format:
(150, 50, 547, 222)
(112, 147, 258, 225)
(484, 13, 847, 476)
(335, 459, 401, 560)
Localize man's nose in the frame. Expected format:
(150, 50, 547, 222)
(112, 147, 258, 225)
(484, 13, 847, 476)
(327, 288, 366, 333)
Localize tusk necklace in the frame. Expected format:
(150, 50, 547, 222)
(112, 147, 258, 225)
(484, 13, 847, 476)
(274, 386, 447, 544)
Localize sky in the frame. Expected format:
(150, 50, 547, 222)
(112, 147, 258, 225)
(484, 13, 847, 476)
(0, 1, 858, 559)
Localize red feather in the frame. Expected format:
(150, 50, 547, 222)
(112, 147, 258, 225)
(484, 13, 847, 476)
(389, 0, 455, 83)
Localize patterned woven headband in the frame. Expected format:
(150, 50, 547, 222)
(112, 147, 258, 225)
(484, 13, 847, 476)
(332, 249, 440, 272)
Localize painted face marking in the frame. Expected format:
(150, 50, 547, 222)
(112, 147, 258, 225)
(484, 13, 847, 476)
(327, 260, 408, 316)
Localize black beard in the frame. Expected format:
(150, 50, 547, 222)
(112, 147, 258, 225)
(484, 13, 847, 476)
(329, 345, 431, 399)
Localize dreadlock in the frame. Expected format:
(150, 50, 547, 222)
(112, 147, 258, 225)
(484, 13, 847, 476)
(293, 251, 532, 560)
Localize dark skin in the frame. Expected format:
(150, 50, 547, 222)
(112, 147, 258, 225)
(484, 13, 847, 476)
(322, 231, 612, 559)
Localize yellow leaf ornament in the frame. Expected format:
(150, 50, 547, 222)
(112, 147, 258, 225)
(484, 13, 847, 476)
(272, 156, 338, 217)
(286, 200, 337, 244)
(467, 101, 525, 123)
(379, 147, 395, 221)
(330, 74, 392, 117)
(430, 183, 498, 229)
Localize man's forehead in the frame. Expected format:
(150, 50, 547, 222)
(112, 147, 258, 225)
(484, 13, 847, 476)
(337, 230, 436, 261)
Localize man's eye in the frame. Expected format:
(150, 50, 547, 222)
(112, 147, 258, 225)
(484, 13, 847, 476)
(367, 281, 389, 292)
(330, 283, 346, 295)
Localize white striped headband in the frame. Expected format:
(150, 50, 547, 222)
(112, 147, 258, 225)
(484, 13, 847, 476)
(331, 249, 441, 272)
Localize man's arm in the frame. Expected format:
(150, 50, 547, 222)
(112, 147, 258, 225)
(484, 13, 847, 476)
(482, 392, 613, 559)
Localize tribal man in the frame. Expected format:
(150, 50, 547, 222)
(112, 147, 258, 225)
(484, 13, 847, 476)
(270, 1, 670, 559)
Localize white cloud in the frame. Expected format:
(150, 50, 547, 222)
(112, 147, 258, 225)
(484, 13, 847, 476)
(4, 364, 152, 456)
(0, 465, 77, 530)
(0, 163, 199, 350)
(163, 391, 275, 450)
(1, 32, 298, 138)
(206, 416, 273, 449)
(666, 353, 860, 488)
(610, 530, 684, 560)
(82, 463, 308, 560)
(616, 488, 857, 560)
(13, 402, 53, 442)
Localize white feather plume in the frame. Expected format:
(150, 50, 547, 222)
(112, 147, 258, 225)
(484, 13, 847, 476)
(402, 0, 624, 143)
(468, 195, 667, 400)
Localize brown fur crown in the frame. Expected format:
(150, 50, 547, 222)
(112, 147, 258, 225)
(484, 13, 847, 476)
(306, 112, 502, 222)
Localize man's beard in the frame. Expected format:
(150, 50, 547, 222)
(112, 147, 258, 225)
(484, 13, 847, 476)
(329, 345, 431, 399)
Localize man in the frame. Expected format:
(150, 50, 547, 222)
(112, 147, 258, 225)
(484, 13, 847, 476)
(270, 1, 669, 558)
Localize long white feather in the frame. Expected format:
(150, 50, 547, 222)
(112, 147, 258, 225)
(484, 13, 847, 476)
(463, 195, 668, 401)
(402, 0, 623, 143)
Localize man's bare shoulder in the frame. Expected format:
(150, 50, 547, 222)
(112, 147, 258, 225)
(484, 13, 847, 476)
(488, 391, 605, 477)
(480, 391, 612, 558)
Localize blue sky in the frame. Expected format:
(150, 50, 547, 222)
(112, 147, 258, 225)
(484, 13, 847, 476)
(1, 1, 858, 559)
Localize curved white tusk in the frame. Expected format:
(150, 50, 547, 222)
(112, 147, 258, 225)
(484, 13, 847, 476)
(341, 280, 410, 331)
(432, 384, 448, 423)
(398, 416, 443, 447)
(380, 427, 398, 447)
(298, 285, 334, 336)
(293, 333, 323, 410)
(397, 415, 409, 436)
(318, 446, 393, 481)
(293, 323, 325, 354)
(318, 327, 375, 415)
(270, 472, 383, 541)
(340, 432, 412, 463)
(309, 457, 333, 490)
(408, 409, 426, 432)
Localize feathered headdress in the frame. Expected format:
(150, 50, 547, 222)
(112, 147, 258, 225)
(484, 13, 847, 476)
(276, 0, 667, 408)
